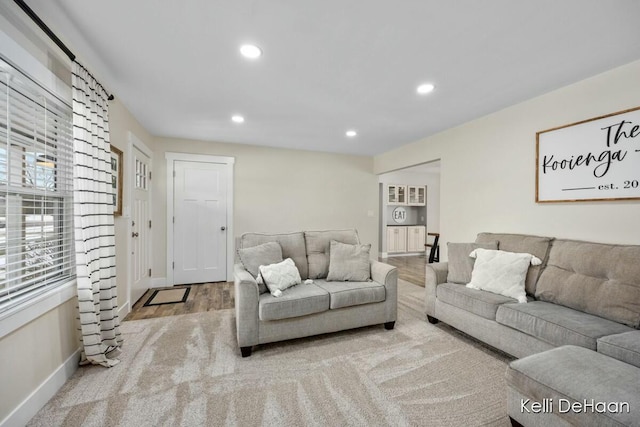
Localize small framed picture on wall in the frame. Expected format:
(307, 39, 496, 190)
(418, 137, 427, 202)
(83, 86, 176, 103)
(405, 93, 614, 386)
(110, 145, 123, 216)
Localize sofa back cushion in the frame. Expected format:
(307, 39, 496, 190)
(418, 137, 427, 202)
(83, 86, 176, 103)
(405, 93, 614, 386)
(535, 239, 640, 328)
(237, 241, 283, 294)
(305, 229, 360, 279)
(447, 241, 498, 284)
(326, 240, 371, 282)
(240, 232, 308, 279)
(476, 233, 553, 296)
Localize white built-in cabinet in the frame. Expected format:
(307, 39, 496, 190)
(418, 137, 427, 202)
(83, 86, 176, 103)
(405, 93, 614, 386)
(384, 184, 426, 255)
(387, 185, 425, 206)
(407, 186, 426, 206)
(387, 184, 407, 205)
(387, 225, 425, 253)
(386, 226, 407, 253)
(407, 225, 426, 252)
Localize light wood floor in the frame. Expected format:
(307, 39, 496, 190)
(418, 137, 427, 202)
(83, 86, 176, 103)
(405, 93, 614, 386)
(125, 255, 427, 320)
(124, 282, 235, 321)
(379, 254, 427, 287)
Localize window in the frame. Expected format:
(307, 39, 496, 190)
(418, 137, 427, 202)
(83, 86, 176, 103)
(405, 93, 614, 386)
(0, 57, 75, 313)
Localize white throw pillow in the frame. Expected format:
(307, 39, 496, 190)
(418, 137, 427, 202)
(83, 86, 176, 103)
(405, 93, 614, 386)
(466, 249, 542, 303)
(259, 258, 302, 297)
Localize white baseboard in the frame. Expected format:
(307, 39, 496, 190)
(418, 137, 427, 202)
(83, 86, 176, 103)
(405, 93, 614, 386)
(379, 252, 388, 258)
(386, 252, 426, 258)
(1, 348, 80, 427)
(151, 277, 167, 288)
(118, 300, 130, 319)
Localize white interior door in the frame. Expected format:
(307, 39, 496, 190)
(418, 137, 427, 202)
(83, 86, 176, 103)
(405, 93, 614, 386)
(173, 160, 227, 284)
(131, 146, 151, 303)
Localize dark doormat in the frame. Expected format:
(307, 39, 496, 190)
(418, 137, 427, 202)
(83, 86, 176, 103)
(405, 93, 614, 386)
(143, 287, 190, 307)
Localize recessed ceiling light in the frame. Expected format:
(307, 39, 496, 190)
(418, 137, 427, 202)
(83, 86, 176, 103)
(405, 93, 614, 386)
(240, 44, 262, 59)
(417, 83, 435, 94)
(346, 130, 357, 138)
(231, 115, 245, 123)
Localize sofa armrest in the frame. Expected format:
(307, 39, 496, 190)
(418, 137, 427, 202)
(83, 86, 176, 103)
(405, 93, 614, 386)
(371, 260, 398, 323)
(426, 262, 449, 285)
(234, 263, 260, 347)
(425, 262, 448, 318)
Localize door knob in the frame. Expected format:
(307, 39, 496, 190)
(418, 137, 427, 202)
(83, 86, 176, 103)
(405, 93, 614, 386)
(221, 226, 226, 231)
(132, 232, 139, 237)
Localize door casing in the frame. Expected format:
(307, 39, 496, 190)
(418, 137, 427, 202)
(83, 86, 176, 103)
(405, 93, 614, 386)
(131, 145, 152, 303)
(166, 152, 235, 285)
(126, 132, 153, 313)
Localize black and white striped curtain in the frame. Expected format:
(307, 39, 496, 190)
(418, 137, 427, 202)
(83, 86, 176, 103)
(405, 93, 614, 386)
(72, 61, 122, 367)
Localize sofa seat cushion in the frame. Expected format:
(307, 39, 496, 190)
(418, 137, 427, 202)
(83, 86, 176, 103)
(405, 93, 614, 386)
(496, 301, 633, 350)
(315, 279, 385, 309)
(598, 331, 640, 369)
(259, 283, 329, 321)
(507, 345, 640, 427)
(437, 282, 519, 320)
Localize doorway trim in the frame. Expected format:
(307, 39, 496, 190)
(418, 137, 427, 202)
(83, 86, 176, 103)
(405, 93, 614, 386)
(165, 152, 235, 285)
(126, 132, 153, 314)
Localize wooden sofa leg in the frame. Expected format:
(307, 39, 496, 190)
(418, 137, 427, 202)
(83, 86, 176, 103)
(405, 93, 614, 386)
(384, 321, 395, 330)
(427, 315, 439, 324)
(509, 416, 524, 427)
(240, 346, 252, 357)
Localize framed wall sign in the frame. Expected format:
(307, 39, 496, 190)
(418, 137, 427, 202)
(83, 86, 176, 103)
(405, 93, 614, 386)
(392, 206, 407, 223)
(536, 106, 640, 203)
(110, 145, 123, 215)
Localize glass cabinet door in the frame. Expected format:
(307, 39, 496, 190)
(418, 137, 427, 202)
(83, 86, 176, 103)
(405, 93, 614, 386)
(388, 185, 397, 203)
(417, 186, 425, 204)
(397, 186, 406, 204)
(408, 186, 417, 204)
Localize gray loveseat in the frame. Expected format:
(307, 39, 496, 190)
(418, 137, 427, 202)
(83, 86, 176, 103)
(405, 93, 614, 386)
(234, 229, 397, 357)
(426, 233, 640, 426)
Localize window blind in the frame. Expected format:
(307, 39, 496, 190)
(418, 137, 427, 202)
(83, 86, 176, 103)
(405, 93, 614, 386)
(0, 57, 75, 312)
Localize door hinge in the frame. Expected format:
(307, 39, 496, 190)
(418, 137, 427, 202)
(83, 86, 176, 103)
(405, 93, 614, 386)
(148, 268, 151, 276)
(172, 216, 175, 223)
(172, 262, 175, 269)
(149, 171, 152, 180)
(149, 220, 152, 228)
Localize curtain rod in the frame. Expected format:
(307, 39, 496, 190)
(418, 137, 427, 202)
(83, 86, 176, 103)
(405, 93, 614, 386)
(13, 0, 115, 101)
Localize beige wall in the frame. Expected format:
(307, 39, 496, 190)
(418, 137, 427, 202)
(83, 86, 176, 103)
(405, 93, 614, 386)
(151, 137, 379, 281)
(0, 298, 78, 422)
(374, 60, 640, 260)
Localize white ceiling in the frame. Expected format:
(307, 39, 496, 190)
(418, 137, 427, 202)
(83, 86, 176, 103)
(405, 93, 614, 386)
(25, 1, 640, 156)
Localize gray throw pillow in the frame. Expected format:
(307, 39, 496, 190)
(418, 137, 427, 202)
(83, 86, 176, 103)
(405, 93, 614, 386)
(238, 242, 283, 293)
(327, 240, 371, 282)
(447, 241, 498, 284)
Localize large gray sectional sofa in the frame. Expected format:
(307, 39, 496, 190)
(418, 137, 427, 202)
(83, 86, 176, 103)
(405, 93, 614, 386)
(426, 233, 640, 426)
(234, 229, 397, 357)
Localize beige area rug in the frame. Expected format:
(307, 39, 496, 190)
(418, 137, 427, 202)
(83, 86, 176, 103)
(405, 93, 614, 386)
(143, 287, 190, 307)
(29, 280, 512, 427)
